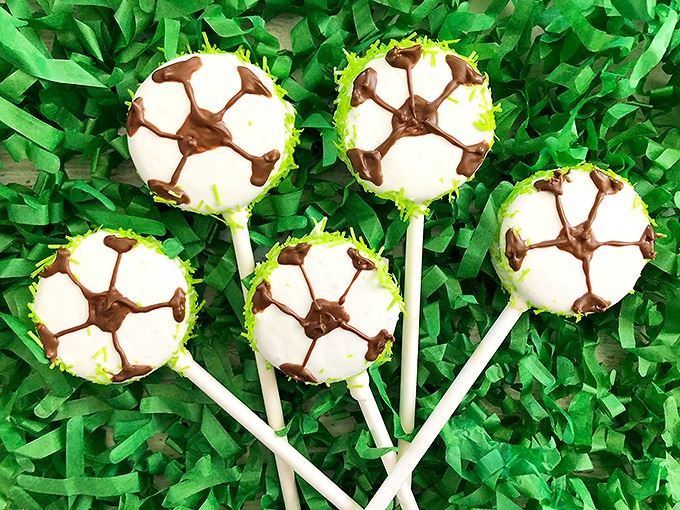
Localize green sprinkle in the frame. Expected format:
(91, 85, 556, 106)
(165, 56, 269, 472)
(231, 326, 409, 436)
(211, 184, 222, 207)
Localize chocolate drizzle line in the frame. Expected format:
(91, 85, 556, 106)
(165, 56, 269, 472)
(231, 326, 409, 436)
(347, 45, 490, 186)
(504, 170, 657, 314)
(252, 244, 391, 383)
(127, 56, 281, 205)
(36, 235, 187, 382)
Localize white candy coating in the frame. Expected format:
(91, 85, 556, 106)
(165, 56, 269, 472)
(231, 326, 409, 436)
(128, 52, 295, 215)
(247, 238, 401, 384)
(338, 43, 495, 209)
(32, 230, 194, 383)
(493, 166, 654, 315)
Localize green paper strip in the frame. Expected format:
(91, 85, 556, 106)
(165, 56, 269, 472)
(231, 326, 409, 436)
(344, 194, 384, 247)
(109, 419, 156, 463)
(139, 396, 202, 422)
(629, 9, 678, 88)
(0, 8, 106, 88)
(0, 313, 47, 364)
(66, 181, 116, 211)
(355, 429, 396, 459)
(554, 0, 636, 53)
(618, 294, 641, 349)
(17, 473, 142, 496)
(14, 428, 64, 459)
(66, 416, 84, 478)
(200, 407, 242, 459)
(75, 205, 166, 235)
(457, 182, 513, 278)
(163, 460, 239, 506)
(163, 18, 180, 59)
(0, 95, 63, 151)
(35, 388, 78, 419)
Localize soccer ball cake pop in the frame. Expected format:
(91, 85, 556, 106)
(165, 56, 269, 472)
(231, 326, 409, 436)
(30, 230, 197, 384)
(335, 38, 497, 484)
(493, 163, 656, 315)
(127, 51, 297, 216)
(335, 38, 496, 215)
(245, 231, 402, 384)
(244, 229, 419, 509)
(365, 164, 658, 510)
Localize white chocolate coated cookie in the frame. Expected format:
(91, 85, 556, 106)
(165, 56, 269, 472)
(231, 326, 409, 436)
(127, 52, 296, 216)
(493, 165, 656, 316)
(245, 233, 402, 384)
(31, 230, 196, 383)
(336, 40, 496, 215)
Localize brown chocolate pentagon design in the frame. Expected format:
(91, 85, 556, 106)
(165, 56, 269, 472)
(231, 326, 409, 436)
(127, 56, 281, 205)
(346, 45, 490, 187)
(36, 235, 186, 382)
(252, 245, 393, 383)
(504, 169, 657, 314)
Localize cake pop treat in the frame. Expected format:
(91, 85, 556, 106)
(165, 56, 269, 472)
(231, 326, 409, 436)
(496, 165, 655, 315)
(335, 38, 497, 480)
(30, 230, 360, 510)
(365, 163, 657, 510)
(245, 230, 401, 384)
(335, 38, 495, 215)
(245, 230, 418, 509)
(127, 49, 301, 509)
(127, 51, 297, 217)
(30, 229, 196, 383)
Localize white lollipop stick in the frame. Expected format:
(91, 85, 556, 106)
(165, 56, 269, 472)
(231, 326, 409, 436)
(174, 350, 360, 510)
(230, 218, 301, 510)
(366, 303, 526, 510)
(348, 372, 419, 510)
(398, 212, 424, 488)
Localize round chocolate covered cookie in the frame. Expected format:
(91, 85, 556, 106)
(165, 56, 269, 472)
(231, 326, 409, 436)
(31, 230, 197, 383)
(245, 231, 402, 384)
(493, 164, 657, 315)
(127, 51, 297, 217)
(336, 39, 496, 216)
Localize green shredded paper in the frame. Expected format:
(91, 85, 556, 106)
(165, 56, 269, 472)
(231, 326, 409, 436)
(0, 0, 678, 509)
